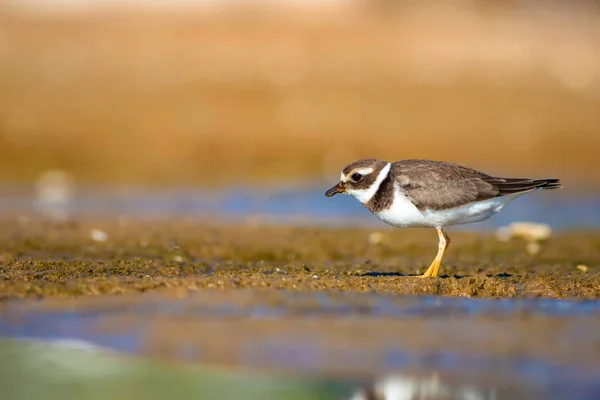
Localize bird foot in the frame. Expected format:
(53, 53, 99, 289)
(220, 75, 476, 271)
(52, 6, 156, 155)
(418, 260, 440, 278)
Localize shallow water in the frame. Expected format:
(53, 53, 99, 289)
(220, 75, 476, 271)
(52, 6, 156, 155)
(1, 291, 600, 399)
(1, 183, 599, 399)
(1, 183, 600, 230)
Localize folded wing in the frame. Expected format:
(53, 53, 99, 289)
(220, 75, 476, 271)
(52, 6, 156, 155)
(393, 159, 561, 211)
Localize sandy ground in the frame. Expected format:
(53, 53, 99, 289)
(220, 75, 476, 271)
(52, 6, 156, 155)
(0, 217, 598, 300)
(1, 217, 599, 399)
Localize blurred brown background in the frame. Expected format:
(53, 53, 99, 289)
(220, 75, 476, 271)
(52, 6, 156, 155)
(1, 0, 599, 189)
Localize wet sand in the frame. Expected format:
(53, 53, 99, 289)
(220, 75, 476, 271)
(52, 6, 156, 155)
(0, 217, 598, 300)
(1, 217, 600, 399)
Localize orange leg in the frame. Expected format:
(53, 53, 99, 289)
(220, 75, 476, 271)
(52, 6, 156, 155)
(419, 228, 450, 278)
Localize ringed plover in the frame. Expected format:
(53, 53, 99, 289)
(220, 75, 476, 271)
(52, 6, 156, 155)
(325, 159, 561, 277)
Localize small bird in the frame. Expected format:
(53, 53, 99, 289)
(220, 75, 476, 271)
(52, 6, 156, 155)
(325, 159, 561, 277)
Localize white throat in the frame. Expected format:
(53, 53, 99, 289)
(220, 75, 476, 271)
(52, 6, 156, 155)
(347, 162, 391, 204)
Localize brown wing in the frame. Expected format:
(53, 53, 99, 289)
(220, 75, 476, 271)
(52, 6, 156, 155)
(393, 159, 561, 211)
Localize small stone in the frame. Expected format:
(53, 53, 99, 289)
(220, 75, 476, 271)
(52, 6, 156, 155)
(577, 264, 589, 273)
(368, 232, 386, 245)
(495, 222, 552, 242)
(90, 229, 109, 242)
(526, 242, 542, 255)
(312, 275, 319, 279)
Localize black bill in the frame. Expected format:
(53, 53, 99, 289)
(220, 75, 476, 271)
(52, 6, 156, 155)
(325, 182, 346, 197)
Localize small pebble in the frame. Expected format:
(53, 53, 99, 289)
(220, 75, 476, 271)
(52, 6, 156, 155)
(577, 264, 589, 273)
(90, 229, 109, 242)
(494, 222, 552, 242)
(368, 232, 386, 245)
(526, 242, 542, 255)
(312, 275, 319, 279)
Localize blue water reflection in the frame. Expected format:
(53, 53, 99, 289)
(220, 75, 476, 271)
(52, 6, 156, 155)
(0, 183, 599, 229)
(2, 291, 600, 399)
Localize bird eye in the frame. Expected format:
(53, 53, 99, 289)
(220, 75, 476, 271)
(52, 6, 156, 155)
(351, 173, 362, 182)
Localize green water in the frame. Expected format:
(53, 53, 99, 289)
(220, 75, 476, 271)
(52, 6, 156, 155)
(0, 339, 356, 400)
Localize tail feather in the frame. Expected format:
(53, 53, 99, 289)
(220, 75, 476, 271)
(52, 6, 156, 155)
(533, 179, 562, 190)
(484, 177, 562, 196)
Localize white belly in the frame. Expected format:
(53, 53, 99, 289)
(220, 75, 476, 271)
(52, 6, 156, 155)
(375, 190, 523, 229)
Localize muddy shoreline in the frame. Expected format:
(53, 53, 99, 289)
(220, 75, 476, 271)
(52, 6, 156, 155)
(1, 217, 600, 399)
(0, 218, 598, 300)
